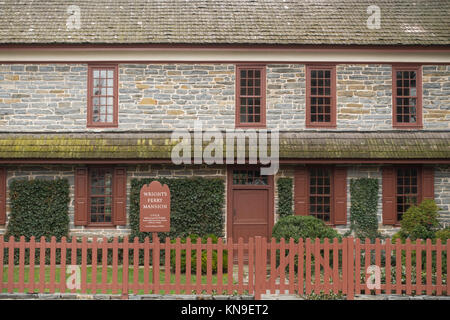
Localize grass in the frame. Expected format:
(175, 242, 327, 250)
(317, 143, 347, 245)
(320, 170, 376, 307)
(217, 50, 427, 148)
(1, 266, 230, 295)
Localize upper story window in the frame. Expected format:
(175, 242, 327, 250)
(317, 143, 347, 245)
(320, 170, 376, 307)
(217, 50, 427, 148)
(392, 65, 422, 128)
(87, 64, 118, 127)
(235, 65, 266, 128)
(306, 65, 336, 128)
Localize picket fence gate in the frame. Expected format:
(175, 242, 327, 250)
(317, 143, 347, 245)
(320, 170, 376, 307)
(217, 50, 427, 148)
(0, 235, 448, 300)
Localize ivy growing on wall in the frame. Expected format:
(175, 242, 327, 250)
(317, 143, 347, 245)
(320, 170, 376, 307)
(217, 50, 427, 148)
(349, 178, 380, 241)
(130, 177, 225, 241)
(6, 178, 70, 241)
(277, 177, 293, 217)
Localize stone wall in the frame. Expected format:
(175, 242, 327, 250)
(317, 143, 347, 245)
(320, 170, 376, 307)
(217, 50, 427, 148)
(0, 63, 449, 131)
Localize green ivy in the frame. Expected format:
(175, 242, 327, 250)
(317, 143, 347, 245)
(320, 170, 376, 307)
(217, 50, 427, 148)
(130, 177, 225, 241)
(5, 178, 70, 241)
(277, 177, 293, 217)
(349, 178, 380, 242)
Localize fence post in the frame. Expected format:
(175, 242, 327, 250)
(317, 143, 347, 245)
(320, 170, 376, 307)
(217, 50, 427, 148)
(254, 236, 262, 300)
(347, 237, 354, 300)
(122, 237, 129, 300)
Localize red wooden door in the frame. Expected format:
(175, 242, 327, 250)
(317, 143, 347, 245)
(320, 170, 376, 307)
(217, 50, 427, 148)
(228, 167, 274, 242)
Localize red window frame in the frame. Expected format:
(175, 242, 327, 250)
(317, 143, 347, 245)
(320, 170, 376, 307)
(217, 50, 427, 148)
(235, 65, 266, 128)
(392, 65, 422, 128)
(87, 64, 119, 128)
(305, 65, 337, 128)
(395, 167, 422, 224)
(307, 167, 334, 223)
(87, 167, 115, 227)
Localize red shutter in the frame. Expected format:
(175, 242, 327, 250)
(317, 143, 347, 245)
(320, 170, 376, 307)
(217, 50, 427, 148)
(0, 168, 6, 225)
(74, 168, 88, 226)
(382, 167, 396, 225)
(294, 167, 309, 216)
(422, 167, 434, 200)
(333, 167, 347, 225)
(113, 167, 127, 226)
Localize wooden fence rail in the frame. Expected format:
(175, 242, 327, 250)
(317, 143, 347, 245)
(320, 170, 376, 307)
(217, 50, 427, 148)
(0, 236, 448, 300)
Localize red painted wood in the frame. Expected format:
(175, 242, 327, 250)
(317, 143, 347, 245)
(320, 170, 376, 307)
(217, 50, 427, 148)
(175, 238, 181, 294)
(298, 238, 304, 295)
(313, 238, 320, 292)
(153, 236, 160, 295)
(18, 236, 25, 293)
(122, 237, 129, 296)
(447, 240, 450, 296)
(237, 238, 244, 295)
(333, 167, 347, 225)
(342, 238, 347, 294)
(227, 238, 233, 295)
(29, 237, 36, 293)
(323, 238, 330, 293)
(101, 237, 108, 294)
(396, 239, 402, 294)
(143, 237, 150, 294)
(436, 239, 442, 295)
(333, 238, 339, 294)
(38, 236, 45, 294)
(426, 239, 432, 295)
(81, 237, 88, 293)
(7, 237, 14, 293)
(0, 236, 4, 292)
(49, 237, 56, 293)
(217, 238, 223, 294)
(70, 237, 77, 294)
(422, 167, 434, 200)
(247, 237, 254, 294)
(375, 238, 381, 295)
(270, 238, 276, 293)
(416, 239, 422, 295)
(133, 237, 139, 295)
(91, 237, 97, 294)
(347, 237, 354, 300)
(405, 239, 412, 295)
(254, 237, 262, 300)
(74, 168, 88, 226)
(113, 167, 127, 225)
(294, 167, 309, 216)
(289, 238, 295, 294)
(382, 167, 397, 225)
(207, 237, 213, 295)
(280, 238, 286, 294)
(111, 237, 118, 294)
(165, 237, 171, 294)
(354, 238, 361, 294)
(185, 237, 192, 294)
(385, 239, 392, 294)
(305, 238, 312, 294)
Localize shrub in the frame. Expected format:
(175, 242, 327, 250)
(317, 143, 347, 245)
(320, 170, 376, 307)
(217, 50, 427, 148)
(349, 178, 380, 241)
(435, 227, 450, 242)
(130, 178, 225, 241)
(395, 199, 440, 241)
(169, 234, 228, 274)
(5, 178, 70, 241)
(272, 215, 341, 243)
(277, 178, 293, 217)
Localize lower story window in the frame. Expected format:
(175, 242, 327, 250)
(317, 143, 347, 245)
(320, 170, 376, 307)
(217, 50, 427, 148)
(89, 168, 113, 224)
(396, 167, 419, 222)
(309, 167, 332, 222)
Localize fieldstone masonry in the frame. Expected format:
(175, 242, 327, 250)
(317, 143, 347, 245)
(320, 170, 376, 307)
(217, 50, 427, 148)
(0, 62, 449, 237)
(0, 63, 449, 130)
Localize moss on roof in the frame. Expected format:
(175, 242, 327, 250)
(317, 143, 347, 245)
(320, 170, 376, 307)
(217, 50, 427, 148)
(0, 132, 449, 159)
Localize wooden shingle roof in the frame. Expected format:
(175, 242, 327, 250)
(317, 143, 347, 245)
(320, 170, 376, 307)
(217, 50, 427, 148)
(1, 131, 449, 160)
(0, 0, 449, 46)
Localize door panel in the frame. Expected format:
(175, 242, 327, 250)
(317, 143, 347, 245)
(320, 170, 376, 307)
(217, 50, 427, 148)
(232, 189, 269, 242)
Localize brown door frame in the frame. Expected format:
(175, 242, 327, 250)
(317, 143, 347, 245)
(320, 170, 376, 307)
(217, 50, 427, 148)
(226, 165, 274, 240)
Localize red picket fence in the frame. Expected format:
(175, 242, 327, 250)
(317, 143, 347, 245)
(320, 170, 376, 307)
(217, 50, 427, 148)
(0, 235, 448, 299)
